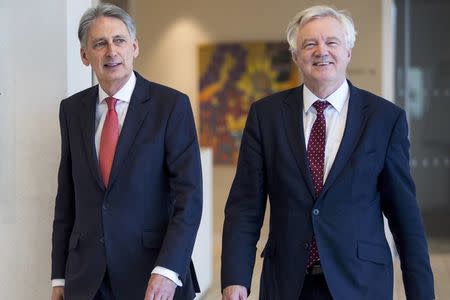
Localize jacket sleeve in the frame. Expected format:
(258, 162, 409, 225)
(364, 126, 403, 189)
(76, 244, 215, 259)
(379, 110, 435, 300)
(51, 101, 75, 279)
(221, 103, 268, 295)
(154, 94, 203, 283)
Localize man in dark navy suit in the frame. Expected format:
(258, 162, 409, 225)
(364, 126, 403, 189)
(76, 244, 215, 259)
(51, 4, 202, 300)
(221, 5, 434, 300)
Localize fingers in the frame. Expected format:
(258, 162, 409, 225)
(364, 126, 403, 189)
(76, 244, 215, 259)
(51, 286, 64, 300)
(145, 274, 177, 300)
(222, 285, 247, 300)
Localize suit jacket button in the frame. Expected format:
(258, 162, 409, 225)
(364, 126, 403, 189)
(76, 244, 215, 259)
(304, 242, 310, 250)
(99, 237, 104, 244)
(102, 204, 108, 210)
(313, 209, 320, 216)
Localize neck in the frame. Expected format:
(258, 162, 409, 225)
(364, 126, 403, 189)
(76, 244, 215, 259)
(99, 73, 132, 96)
(99, 82, 124, 97)
(305, 79, 346, 99)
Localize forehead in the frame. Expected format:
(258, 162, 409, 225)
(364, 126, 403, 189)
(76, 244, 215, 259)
(297, 16, 345, 40)
(87, 16, 130, 39)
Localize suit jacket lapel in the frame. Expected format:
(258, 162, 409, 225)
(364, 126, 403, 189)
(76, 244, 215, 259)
(107, 73, 153, 188)
(320, 82, 368, 197)
(282, 86, 315, 199)
(80, 87, 105, 190)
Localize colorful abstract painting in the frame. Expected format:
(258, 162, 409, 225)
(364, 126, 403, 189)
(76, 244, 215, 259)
(199, 42, 299, 164)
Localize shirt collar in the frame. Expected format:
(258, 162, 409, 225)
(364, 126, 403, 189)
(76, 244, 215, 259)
(303, 80, 349, 113)
(98, 72, 136, 104)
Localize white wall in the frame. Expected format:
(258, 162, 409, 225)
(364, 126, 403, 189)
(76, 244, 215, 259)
(193, 149, 214, 298)
(0, 3, 18, 297)
(0, 0, 91, 298)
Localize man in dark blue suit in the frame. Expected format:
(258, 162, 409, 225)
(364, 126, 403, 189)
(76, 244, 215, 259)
(221, 5, 434, 300)
(51, 4, 202, 300)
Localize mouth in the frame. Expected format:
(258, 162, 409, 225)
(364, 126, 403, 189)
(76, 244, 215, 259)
(104, 62, 122, 68)
(313, 61, 333, 66)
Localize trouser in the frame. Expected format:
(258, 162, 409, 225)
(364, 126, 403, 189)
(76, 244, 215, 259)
(93, 270, 115, 300)
(299, 264, 333, 300)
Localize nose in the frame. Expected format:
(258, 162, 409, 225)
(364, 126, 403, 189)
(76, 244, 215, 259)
(314, 43, 329, 57)
(106, 42, 117, 57)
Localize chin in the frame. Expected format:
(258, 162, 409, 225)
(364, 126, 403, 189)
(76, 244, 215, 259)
(311, 76, 333, 84)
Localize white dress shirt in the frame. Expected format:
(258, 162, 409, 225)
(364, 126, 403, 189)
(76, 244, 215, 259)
(303, 80, 350, 183)
(52, 73, 182, 287)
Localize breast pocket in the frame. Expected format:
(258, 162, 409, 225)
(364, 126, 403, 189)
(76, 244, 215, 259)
(353, 150, 377, 174)
(127, 141, 164, 178)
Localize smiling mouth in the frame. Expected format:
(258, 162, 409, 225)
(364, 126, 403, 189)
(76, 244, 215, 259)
(313, 62, 333, 66)
(104, 62, 121, 68)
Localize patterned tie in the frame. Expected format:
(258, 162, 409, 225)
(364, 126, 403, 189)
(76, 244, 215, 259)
(306, 100, 330, 268)
(99, 97, 119, 187)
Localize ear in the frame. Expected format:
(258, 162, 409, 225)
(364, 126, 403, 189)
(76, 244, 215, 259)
(291, 50, 300, 68)
(80, 48, 90, 66)
(347, 47, 352, 60)
(133, 38, 139, 59)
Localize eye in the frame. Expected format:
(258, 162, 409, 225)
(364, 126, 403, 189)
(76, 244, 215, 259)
(303, 42, 316, 49)
(327, 40, 339, 47)
(93, 40, 106, 48)
(114, 38, 126, 44)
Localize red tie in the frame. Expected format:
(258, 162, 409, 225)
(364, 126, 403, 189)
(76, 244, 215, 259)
(306, 100, 330, 268)
(99, 97, 119, 187)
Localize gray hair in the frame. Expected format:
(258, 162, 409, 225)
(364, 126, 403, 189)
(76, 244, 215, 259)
(78, 3, 136, 48)
(286, 5, 356, 53)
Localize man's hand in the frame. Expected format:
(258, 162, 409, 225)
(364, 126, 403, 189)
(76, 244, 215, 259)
(222, 285, 248, 300)
(51, 286, 64, 300)
(144, 274, 177, 300)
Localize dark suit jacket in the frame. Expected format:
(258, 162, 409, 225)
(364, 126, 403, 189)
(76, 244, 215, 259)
(51, 72, 202, 300)
(221, 81, 434, 300)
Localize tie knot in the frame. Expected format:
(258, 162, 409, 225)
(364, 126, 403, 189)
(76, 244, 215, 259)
(313, 100, 330, 115)
(105, 97, 117, 111)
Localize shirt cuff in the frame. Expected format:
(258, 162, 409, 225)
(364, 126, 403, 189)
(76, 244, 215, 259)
(52, 279, 65, 287)
(151, 266, 183, 287)
(52, 267, 183, 287)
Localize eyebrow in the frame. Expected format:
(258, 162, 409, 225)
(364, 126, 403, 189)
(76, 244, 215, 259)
(301, 36, 341, 46)
(92, 37, 106, 43)
(301, 38, 317, 46)
(112, 34, 128, 39)
(91, 34, 128, 43)
(326, 37, 341, 42)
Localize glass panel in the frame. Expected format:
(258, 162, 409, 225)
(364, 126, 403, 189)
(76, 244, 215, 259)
(395, 0, 450, 237)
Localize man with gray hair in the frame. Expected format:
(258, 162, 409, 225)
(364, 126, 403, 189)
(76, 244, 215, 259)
(51, 3, 202, 300)
(221, 5, 434, 300)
